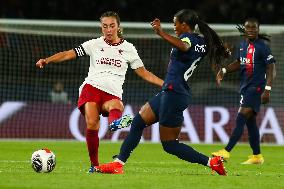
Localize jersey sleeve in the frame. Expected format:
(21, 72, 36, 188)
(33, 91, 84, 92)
(73, 39, 95, 57)
(180, 33, 192, 47)
(263, 44, 276, 65)
(73, 45, 87, 57)
(128, 45, 144, 69)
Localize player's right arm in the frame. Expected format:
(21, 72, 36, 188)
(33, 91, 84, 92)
(216, 59, 240, 87)
(36, 49, 76, 69)
(151, 18, 190, 52)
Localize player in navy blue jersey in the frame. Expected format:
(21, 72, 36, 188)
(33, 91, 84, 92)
(212, 18, 276, 164)
(94, 9, 230, 175)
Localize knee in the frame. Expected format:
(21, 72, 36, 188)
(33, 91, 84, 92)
(85, 116, 100, 130)
(105, 99, 124, 112)
(161, 140, 179, 154)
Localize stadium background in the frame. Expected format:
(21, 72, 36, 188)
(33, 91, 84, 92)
(0, 0, 283, 144)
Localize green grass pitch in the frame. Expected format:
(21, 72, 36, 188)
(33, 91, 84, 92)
(0, 141, 283, 189)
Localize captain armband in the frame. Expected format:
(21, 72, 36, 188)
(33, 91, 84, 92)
(74, 45, 86, 57)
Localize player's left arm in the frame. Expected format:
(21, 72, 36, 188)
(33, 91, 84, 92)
(134, 67, 164, 87)
(261, 63, 276, 104)
(151, 18, 190, 52)
(261, 45, 276, 104)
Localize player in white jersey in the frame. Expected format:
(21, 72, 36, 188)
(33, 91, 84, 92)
(36, 11, 163, 173)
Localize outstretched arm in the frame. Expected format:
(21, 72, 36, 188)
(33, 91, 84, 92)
(151, 18, 190, 52)
(36, 49, 77, 69)
(134, 67, 164, 87)
(216, 59, 240, 87)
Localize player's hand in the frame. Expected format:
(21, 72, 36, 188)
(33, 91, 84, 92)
(151, 18, 162, 35)
(261, 90, 270, 104)
(216, 69, 224, 87)
(36, 59, 47, 69)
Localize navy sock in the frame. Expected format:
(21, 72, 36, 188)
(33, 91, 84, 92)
(162, 140, 209, 166)
(225, 113, 247, 152)
(117, 114, 146, 162)
(246, 116, 261, 155)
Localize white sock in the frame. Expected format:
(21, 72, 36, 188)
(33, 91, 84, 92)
(207, 158, 211, 167)
(114, 158, 125, 165)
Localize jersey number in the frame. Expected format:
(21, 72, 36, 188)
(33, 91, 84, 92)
(184, 57, 201, 81)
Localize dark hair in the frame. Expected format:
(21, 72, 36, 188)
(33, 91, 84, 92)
(175, 9, 230, 70)
(100, 11, 123, 38)
(236, 17, 270, 41)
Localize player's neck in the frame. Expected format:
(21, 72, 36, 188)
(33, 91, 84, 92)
(104, 37, 121, 45)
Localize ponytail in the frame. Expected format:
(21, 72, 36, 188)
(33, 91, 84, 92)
(174, 9, 230, 71)
(197, 19, 230, 70)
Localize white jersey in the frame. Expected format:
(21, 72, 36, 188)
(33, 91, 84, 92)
(74, 36, 144, 99)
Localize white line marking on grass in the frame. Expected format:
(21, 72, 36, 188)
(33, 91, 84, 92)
(0, 160, 29, 163)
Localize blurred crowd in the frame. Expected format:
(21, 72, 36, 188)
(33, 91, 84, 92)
(0, 0, 283, 24)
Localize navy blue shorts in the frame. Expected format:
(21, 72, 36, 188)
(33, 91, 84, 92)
(240, 86, 263, 113)
(148, 90, 190, 127)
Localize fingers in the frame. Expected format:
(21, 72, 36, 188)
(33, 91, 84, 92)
(216, 79, 222, 87)
(216, 75, 223, 87)
(36, 59, 45, 69)
(150, 18, 160, 27)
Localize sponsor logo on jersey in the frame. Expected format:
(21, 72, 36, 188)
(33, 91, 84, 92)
(118, 49, 123, 55)
(195, 44, 206, 52)
(96, 57, 122, 67)
(240, 57, 251, 64)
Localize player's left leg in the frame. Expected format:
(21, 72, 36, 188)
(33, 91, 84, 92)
(102, 97, 132, 131)
(160, 126, 226, 175)
(240, 87, 263, 164)
(159, 91, 226, 175)
(247, 115, 261, 155)
(242, 114, 264, 164)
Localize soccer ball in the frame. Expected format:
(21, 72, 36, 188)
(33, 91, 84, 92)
(31, 148, 56, 173)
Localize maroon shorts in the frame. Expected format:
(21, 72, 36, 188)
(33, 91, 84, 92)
(77, 84, 121, 116)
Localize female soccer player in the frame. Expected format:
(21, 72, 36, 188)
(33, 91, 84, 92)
(35, 11, 163, 173)
(211, 18, 276, 164)
(95, 9, 230, 175)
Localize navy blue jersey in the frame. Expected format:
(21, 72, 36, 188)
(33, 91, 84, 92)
(238, 39, 275, 92)
(162, 33, 207, 95)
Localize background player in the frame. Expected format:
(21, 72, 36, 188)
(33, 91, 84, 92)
(212, 18, 276, 164)
(36, 11, 163, 173)
(96, 9, 230, 175)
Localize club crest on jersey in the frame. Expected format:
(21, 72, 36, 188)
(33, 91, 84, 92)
(195, 44, 206, 53)
(118, 49, 123, 55)
(96, 57, 122, 67)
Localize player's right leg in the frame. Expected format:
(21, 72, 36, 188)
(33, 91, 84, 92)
(77, 84, 103, 173)
(94, 93, 161, 174)
(84, 102, 101, 173)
